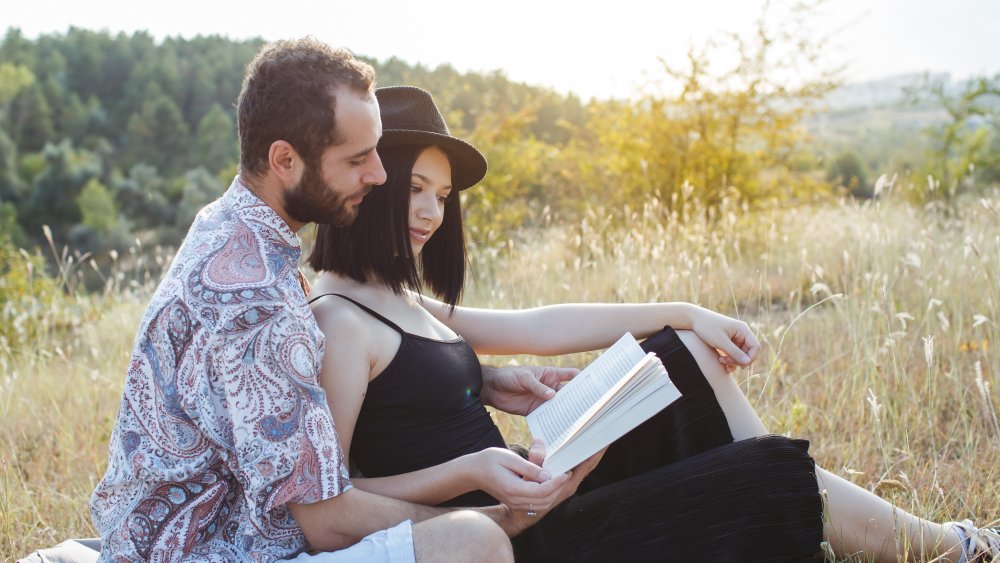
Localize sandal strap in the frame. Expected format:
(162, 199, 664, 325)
(948, 520, 1000, 563)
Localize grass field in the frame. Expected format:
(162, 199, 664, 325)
(2, 189, 998, 561)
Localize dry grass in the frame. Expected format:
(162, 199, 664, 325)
(2, 189, 998, 561)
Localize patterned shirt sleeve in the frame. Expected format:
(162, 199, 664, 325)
(200, 302, 351, 520)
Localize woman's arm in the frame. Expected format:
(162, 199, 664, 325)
(419, 299, 696, 355)
(419, 297, 756, 365)
(312, 302, 377, 464)
(350, 446, 556, 508)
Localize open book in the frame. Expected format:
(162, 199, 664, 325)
(525, 333, 681, 476)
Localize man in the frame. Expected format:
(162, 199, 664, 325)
(89, 38, 588, 562)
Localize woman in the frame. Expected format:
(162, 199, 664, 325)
(307, 86, 998, 562)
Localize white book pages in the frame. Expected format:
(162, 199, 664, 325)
(542, 378, 680, 475)
(525, 333, 681, 475)
(526, 333, 646, 448)
(549, 354, 661, 452)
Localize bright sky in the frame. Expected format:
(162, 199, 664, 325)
(5, 0, 999, 100)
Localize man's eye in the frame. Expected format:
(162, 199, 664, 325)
(350, 158, 366, 167)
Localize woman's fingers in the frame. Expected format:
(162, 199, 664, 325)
(717, 355, 738, 373)
(516, 368, 557, 400)
(512, 473, 573, 511)
(527, 438, 546, 467)
(716, 337, 751, 366)
(537, 366, 578, 389)
(501, 450, 551, 484)
(498, 470, 571, 510)
(482, 446, 585, 511)
(715, 321, 759, 367)
(528, 451, 605, 515)
(740, 335, 761, 363)
(486, 442, 602, 512)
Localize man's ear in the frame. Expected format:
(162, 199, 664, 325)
(268, 140, 303, 187)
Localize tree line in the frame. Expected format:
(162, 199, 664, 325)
(1, 22, 997, 268)
(0, 28, 595, 255)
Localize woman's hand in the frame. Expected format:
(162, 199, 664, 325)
(688, 307, 760, 372)
(496, 440, 605, 536)
(507, 440, 604, 527)
(480, 365, 579, 415)
(463, 445, 572, 512)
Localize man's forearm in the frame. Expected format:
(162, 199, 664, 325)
(291, 486, 451, 551)
(291, 485, 531, 551)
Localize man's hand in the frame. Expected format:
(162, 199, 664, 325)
(689, 307, 761, 373)
(480, 365, 579, 415)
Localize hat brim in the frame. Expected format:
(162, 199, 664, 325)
(378, 129, 487, 191)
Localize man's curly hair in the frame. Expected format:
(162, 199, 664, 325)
(237, 37, 376, 175)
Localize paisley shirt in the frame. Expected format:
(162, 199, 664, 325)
(90, 178, 351, 562)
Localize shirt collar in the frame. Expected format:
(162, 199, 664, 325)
(223, 176, 300, 250)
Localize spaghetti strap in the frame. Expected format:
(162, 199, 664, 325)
(307, 293, 405, 334)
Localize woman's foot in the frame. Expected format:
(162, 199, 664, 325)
(947, 520, 1000, 562)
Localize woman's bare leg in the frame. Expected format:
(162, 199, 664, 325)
(817, 468, 965, 562)
(677, 330, 967, 562)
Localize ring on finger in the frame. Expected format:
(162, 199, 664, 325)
(527, 504, 536, 517)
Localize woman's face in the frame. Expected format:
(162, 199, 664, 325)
(408, 145, 453, 256)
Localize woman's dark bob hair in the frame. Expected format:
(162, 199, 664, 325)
(308, 143, 466, 307)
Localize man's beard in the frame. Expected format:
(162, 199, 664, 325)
(284, 163, 367, 227)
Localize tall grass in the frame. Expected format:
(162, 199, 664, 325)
(2, 188, 998, 561)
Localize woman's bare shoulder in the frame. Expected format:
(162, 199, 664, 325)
(309, 294, 373, 337)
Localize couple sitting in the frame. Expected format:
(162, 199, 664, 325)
(30, 38, 997, 563)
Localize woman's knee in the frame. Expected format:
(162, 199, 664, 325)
(674, 328, 769, 437)
(674, 329, 731, 387)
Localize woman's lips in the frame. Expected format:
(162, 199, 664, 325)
(410, 228, 430, 243)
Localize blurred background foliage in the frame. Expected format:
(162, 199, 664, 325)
(1, 14, 1000, 556)
(0, 18, 998, 290)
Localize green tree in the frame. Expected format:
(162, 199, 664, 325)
(191, 104, 238, 173)
(827, 150, 869, 198)
(0, 129, 25, 202)
(0, 63, 35, 111)
(76, 178, 118, 232)
(912, 73, 1000, 201)
(124, 90, 190, 174)
(113, 163, 173, 228)
(21, 139, 101, 242)
(0, 200, 25, 246)
(175, 167, 225, 230)
(69, 177, 132, 254)
(590, 1, 841, 208)
(9, 84, 55, 151)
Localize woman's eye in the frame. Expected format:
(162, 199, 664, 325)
(410, 185, 422, 193)
(437, 195, 449, 203)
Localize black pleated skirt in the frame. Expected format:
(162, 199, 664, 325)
(510, 327, 825, 563)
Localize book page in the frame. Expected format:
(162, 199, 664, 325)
(541, 374, 680, 475)
(548, 354, 661, 451)
(526, 333, 646, 450)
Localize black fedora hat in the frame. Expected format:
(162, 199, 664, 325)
(375, 86, 487, 191)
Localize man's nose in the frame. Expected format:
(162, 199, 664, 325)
(366, 152, 387, 186)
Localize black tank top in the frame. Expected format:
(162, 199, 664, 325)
(308, 294, 506, 484)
